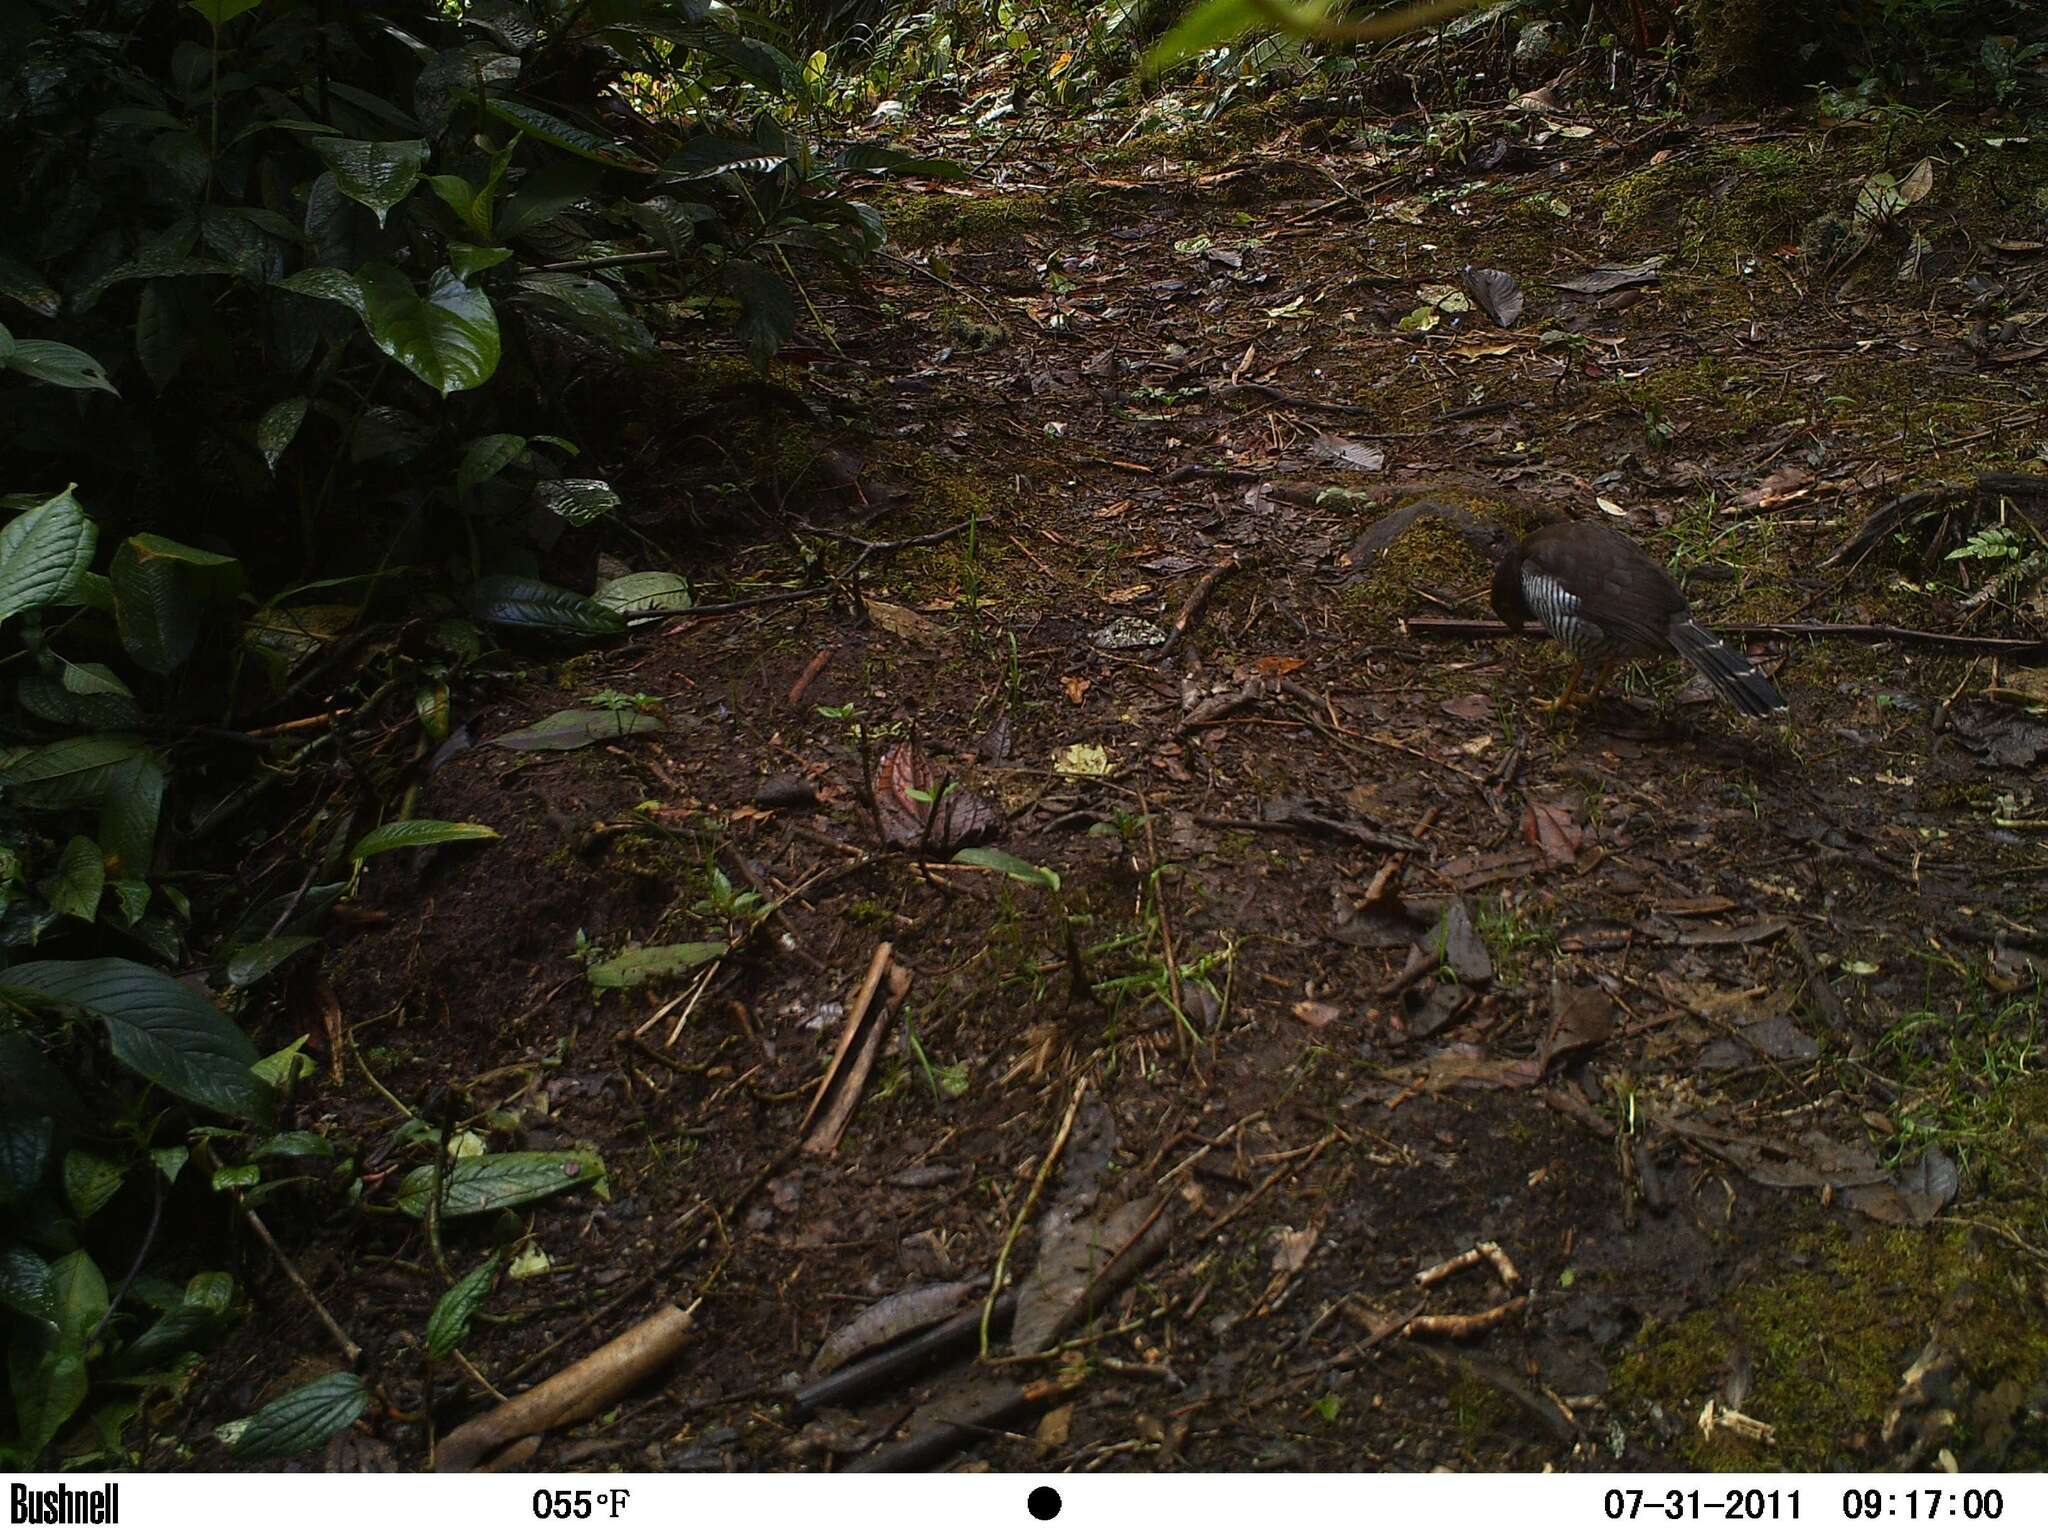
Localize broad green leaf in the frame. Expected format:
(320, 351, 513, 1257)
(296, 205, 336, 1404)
(112, 534, 245, 675)
(98, 753, 164, 878)
(0, 735, 145, 809)
(356, 264, 500, 395)
(17, 676, 140, 731)
(0, 1115, 54, 1202)
(188, 0, 267, 26)
(275, 267, 365, 313)
(249, 1131, 329, 1160)
(593, 571, 690, 616)
(40, 835, 104, 923)
(532, 478, 619, 526)
(468, 574, 624, 636)
(586, 941, 725, 992)
(225, 936, 319, 988)
(5, 338, 118, 394)
(210, 1163, 259, 1191)
(725, 260, 795, 368)
(0, 256, 60, 318)
(63, 1147, 126, 1221)
(350, 819, 499, 861)
(0, 1244, 57, 1323)
(470, 97, 651, 170)
(395, 1149, 604, 1218)
(448, 242, 512, 281)
(489, 706, 659, 751)
(510, 273, 655, 360)
(233, 1371, 370, 1461)
(250, 1035, 313, 1095)
(8, 1250, 105, 1460)
(0, 959, 270, 1121)
(1146, 0, 1483, 75)
(427, 173, 493, 239)
(456, 433, 527, 496)
(108, 879, 152, 926)
(952, 846, 1061, 890)
(150, 1146, 189, 1186)
(257, 397, 309, 472)
(0, 487, 97, 628)
(840, 144, 969, 180)
(426, 1255, 499, 1357)
(308, 139, 427, 228)
(134, 282, 187, 390)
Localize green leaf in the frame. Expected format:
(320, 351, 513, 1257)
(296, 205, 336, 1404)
(134, 282, 187, 390)
(225, 936, 320, 988)
(0, 486, 97, 629)
(275, 267, 366, 313)
(586, 941, 725, 992)
(64, 1147, 126, 1221)
(308, 139, 427, 228)
(356, 264, 500, 395)
(510, 273, 656, 360)
(250, 1035, 313, 1095)
(149, 1146, 189, 1186)
(489, 706, 659, 751)
(426, 1255, 499, 1358)
(8, 1250, 105, 1460)
(0, 735, 145, 810)
(257, 397, 309, 472)
(233, 1371, 370, 1461)
(470, 97, 651, 170)
(0, 1116, 54, 1203)
(840, 144, 970, 180)
(40, 835, 105, 923)
(468, 574, 625, 636)
(0, 959, 270, 1122)
(953, 846, 1060, 889)
(0, 1244, 57, 1323)
(532, 478, 620, 526)
(5, 338, 118, 394)
(396, 1150, 604, 1218)
(448, 242, 513, 281)
(188, 0, 267, 26)
(0, 257, 61, 318)
(350, 820, 499, 861)
(111, 534, 245, 674)
(726, 260, 795, 368)
(98, 753, 165, 878)
(593, 570, 690, 616)
(210, 1162, 259, 1191)
(249, 1131, 329, 1160)
(457, 433, 528, 495)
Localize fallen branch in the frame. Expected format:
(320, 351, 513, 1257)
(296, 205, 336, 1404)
(798, 944, 913, 1155)
(844, 1377, 1078, 1473)
(1404, 1293, 1528, 1339)
(434, 1302, 696, 1471)
(1153, 558, 1243, 656)
(791, 1294, 1019, 1424)
(1414, 1240, 1521, 1290)
(1400, 614, 2047, 655)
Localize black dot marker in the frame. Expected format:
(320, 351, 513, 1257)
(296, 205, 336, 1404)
(1028, 1485, 1062, 1521)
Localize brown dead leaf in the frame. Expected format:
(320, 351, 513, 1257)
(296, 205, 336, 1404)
(1254, 654, 1306, 676)
(1522, 796, 1584, 866)
(864, 597, 945, 644)
(1062, 674, 1092, 705)
(1292, 999, 1343, 1028)
(871, 743, 1002, 852)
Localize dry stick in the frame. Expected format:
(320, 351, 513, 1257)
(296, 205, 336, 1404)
(195, 1140, 361, 1366)
(1245, 1300, 1429, 1410)
(1401, 614, 2048, 654)
(981, 1076, 1088, 1359)
(1194, 1131, 1337, 1243)
(1152, 558, 1242, 656)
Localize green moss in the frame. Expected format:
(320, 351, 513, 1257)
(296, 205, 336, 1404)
(1614, 1079, 2048, 1470)
(882, 192, 1057, 247)
(1599, 142, 1836, 267)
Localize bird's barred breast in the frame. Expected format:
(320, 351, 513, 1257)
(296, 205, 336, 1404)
(1520, 569, 1617, 660)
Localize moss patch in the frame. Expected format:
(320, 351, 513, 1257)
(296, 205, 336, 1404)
(1339, 512, 1498, 630)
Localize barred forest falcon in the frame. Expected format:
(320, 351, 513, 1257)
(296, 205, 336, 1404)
(1490, 522, 1788, 719)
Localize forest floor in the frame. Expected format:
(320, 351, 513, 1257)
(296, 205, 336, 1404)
(191, 61, 2048, 1472)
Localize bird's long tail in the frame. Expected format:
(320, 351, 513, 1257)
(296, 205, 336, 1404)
(1668, 620, 1786, 719)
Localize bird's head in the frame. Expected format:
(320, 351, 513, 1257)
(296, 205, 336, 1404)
(1487, 533, 1530, 629)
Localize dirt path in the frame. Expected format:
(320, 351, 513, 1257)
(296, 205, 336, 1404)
(206, 90, 2048, 1472)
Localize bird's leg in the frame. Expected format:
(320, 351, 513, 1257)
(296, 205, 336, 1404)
(1586, 660, 1617, 703)
(1533, 659, 1584, 715)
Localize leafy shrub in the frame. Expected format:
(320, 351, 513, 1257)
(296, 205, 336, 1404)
(1, 0, 940, 1467)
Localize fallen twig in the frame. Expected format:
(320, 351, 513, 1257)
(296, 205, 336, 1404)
(1414, 1239, 1521, 1290)
(1152, 558, 1243, 656)
(798, 943, 912, 1154)
(983, 1076, 1088, 1358)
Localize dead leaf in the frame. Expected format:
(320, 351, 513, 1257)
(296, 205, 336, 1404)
(871, 743, 1002, 852)
(1253, 654, 1306, 676)
(1552, 257, 1666, 295)
(1522, 796, 1583, 865)
(1268, 1225, 1320, 1275)
(1540, 984, 1614, 1075)
(1311, 433, 1386, 472)
(1292, 999, 1343, 1028)
(1062, 674, 1091, 704)
(864, 597, 945, 644)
